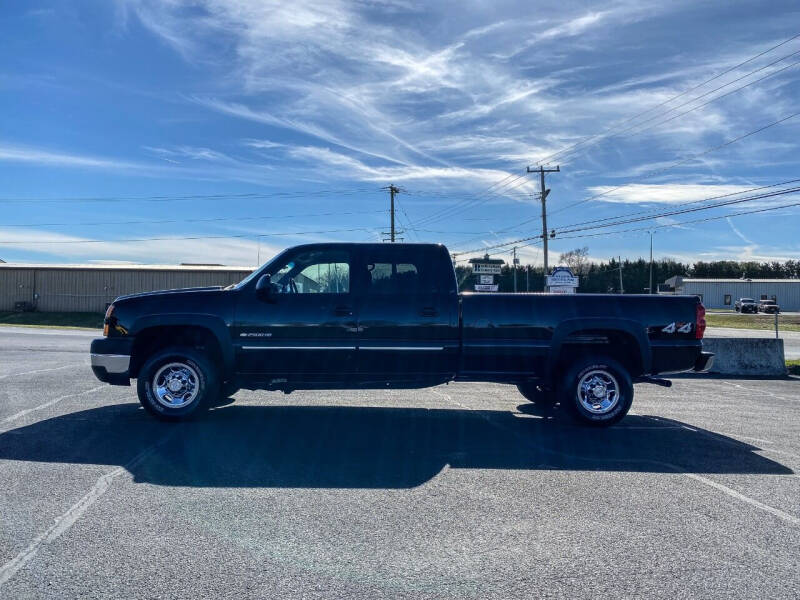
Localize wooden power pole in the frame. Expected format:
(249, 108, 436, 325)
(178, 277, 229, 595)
(526, 165, 559, 277)
(382, 184, 402, 242)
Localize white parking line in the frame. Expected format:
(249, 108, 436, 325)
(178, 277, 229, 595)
(0, 386, 106, 430)
(0, 364, 80, 381)
(0, 432, 172, 587)
(685, 473, 799, 525)
(431, 389, 799, 527)
(721, 381, 797, 403)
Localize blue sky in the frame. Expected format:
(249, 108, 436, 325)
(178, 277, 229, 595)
(1, 0, 799, 266)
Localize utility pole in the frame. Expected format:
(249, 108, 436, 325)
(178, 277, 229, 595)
(526, 165, 559, 279)
(381, 184, 402, 242)
(513, 247, 518, 293)
(649, 231, 654, 294)
(526, 265, 530, 292)
(618, 256, 624, 294)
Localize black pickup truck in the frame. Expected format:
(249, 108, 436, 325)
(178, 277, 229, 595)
(91, 242, 712, 426)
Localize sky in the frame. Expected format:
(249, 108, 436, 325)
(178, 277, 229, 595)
(1, 0, 799, 268)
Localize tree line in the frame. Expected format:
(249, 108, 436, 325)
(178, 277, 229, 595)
(455, 248, 800, 294)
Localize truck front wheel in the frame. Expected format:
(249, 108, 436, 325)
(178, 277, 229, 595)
(136, 346, 220, 421)
(558, 356, 633, 427)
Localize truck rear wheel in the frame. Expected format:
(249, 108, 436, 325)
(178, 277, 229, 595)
(136, 346, 220, 421)
(558, 356, 633, 427)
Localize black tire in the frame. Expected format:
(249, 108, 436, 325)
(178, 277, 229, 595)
(136, 346, 220, 421)
(558, 356, 633, 427)
(516, 383, 556, 405)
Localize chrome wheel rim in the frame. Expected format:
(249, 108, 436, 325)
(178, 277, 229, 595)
(577, 369, 619, 414)
(152, 362, 200, 409)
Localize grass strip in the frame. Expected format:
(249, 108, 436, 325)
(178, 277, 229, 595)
(0, 311, 103, 330)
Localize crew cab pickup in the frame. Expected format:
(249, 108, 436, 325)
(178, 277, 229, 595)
(91, 243, 713, 426)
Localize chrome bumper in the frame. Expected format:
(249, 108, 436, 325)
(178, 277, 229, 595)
(91, 353, 130, 374)
(694, 351, 714, 373)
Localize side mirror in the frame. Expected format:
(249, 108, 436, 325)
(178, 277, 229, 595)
(255, 274, 273, 300)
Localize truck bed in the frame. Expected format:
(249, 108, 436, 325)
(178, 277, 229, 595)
(459, 293, 702, 380)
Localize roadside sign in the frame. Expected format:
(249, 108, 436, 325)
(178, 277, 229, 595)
(473, 263, 502, 275)
(474, 284, 499, 292)
(479, 275, 494, 285)
(546, 266, 579, 288)
(548, 285, 575, 294)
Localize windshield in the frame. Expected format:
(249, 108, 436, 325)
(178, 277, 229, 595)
(228, 249, 290, 290)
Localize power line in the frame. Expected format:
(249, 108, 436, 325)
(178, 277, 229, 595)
(451, 184, 800, 255)
(552, 52, 800, 170)
(0, 210, 389, 229)
(408, 171, 533, 227)
(0, 188, 379, 204)
(555, 185, 800, 236)
(403, 36, 800, 231)
(493, 51, 800, 216)
(453, 198, 800, 259)
(0, 227, 380, 245)
(546, 110, 800, 218)
(536, 34, 800, 165)
(554, 198, 800, 240)
(393, 194, 420, 241)
(552, 177, 800, 231)
(448, 107, 800, 248)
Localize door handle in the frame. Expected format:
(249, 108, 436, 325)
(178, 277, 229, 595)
(334, 306, 353, 316)
(420, 307, 439, 317)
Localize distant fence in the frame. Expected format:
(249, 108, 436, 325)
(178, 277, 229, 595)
(0, 264, 254, 313)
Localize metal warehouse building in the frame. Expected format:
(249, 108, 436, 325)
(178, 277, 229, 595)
(0, 264, 254, 313)
(661, 276, 800, 311)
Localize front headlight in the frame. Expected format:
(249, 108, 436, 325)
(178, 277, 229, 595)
(103, 304, 115, 337)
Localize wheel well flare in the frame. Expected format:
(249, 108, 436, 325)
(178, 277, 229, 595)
(130, 326, 222, 377)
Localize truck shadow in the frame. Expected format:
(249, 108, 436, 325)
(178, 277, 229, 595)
(0, 402, 792, 488)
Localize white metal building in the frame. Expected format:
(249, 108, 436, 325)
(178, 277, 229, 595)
(661, 276, 800, 311)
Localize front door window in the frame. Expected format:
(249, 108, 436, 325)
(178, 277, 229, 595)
(271, 250, 350, 294)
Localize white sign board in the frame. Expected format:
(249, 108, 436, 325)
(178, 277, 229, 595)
(548, 285, 576, 295)
(546, 266, 579, 288)
(474, 284, 499, 292)
(479, 275, 494, 285)
(473, 263, 502, 275)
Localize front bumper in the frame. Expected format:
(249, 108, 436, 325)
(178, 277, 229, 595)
(90, 338, 133, 385)
(694, 351, 714, 373)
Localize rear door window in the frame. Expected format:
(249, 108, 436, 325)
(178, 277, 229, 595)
(363, 249, 436, 295)
(368, 262, 421, 294)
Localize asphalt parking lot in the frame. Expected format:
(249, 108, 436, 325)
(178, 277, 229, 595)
(1, 326, 798, 598)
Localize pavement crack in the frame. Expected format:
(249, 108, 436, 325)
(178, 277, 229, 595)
(0, 431, 175, 588)
(0, 386, 107, 431)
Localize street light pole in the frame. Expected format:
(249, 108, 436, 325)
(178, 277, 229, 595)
(513, 246, 517, 293)
(649, 231, 654, 294)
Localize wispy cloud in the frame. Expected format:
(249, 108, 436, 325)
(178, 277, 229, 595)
(586, 183, 755, 204)
(0, 143, 143, 170)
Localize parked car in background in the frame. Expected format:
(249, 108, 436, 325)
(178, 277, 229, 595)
(734, 298, 758, 313)
(758, 299, 780, 314)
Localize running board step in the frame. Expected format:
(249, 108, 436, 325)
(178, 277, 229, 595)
(634, 376, 672, 388)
